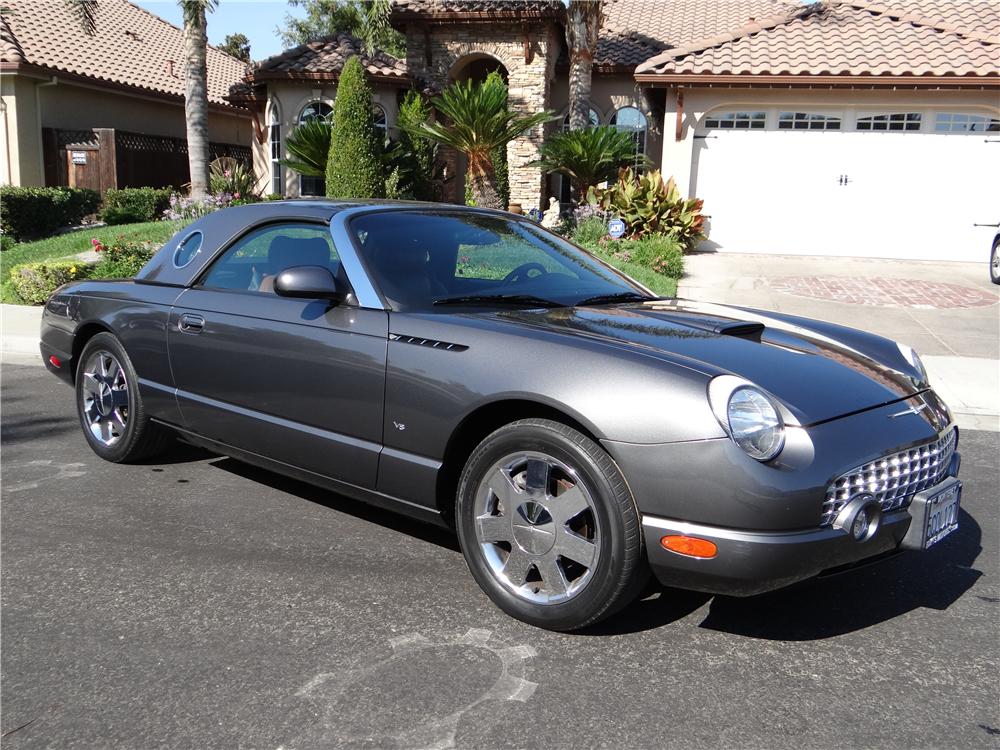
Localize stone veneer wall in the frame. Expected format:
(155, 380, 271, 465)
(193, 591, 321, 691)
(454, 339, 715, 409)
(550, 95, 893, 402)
(403, 22, 561, 211)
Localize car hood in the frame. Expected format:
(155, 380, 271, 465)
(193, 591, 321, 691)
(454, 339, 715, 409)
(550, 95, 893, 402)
(492, 299, 926, 426)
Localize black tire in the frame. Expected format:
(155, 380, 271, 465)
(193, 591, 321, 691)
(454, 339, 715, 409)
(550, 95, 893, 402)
(991, 236, 1000, 285)
(75, 332, 172, 463)
(456, 418, 648, 631)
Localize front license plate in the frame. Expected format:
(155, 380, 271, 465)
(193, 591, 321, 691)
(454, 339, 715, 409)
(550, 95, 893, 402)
(902, 478, 961, 550)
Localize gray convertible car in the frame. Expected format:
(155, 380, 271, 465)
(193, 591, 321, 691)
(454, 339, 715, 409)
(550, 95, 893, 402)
(40, 201, 962, 631)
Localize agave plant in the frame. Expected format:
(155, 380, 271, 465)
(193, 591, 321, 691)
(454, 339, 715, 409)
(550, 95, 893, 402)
(530, 125, 645, 201)
(588, 168, 706, 250)
(209, 156, 256, 198)
(405, 76, 556, 209)
(280, 119, 333, 178)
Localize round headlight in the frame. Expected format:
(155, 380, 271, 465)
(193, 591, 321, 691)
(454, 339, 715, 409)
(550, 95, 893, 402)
(727, 387, 785, 461)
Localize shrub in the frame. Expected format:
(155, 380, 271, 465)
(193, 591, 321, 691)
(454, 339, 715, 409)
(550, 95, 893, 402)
(587, 168, 705, 251)
(100, 187, 172, 225)
(8, 260, 94, 304)
(395, 89, 437, 201)
(326, 56, 386, 199)
(572, 216, 608, 246)
(0, 186, 101, 240)
(614, 235, 684, 278)
(209, 157, 257, 199)
(1, 235, 14, 252)
(530, 125, 643, 201)
(92, 237, 157, 278)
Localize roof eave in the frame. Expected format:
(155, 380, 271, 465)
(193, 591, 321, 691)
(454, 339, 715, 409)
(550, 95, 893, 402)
(391, 9, 563, 25)
(248, 70, 411, 87)
(634, 72, 1000, 89)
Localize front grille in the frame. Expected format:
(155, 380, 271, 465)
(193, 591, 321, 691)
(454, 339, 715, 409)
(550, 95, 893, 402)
(821, 429, 957, 527)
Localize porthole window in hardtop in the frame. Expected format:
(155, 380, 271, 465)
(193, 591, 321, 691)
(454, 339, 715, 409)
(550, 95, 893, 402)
(934, 112, 1000, 133)
(703, 111, 766, 130)
(173, 231, 203, 268)
(778, 112, 842, 130)
(200, 223, 339, 293)
(856, 113, 921, 131)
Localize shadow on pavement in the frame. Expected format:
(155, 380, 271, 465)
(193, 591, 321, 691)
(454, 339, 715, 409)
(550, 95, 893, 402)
(0, 414, 78, 445)
(209, 456, 462, 553)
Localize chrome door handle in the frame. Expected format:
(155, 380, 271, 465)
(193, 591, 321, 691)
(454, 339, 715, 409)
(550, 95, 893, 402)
(178, 313, 205, 333)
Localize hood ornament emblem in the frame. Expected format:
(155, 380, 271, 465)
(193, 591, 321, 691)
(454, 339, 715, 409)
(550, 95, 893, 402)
(889, 403, 927, 419)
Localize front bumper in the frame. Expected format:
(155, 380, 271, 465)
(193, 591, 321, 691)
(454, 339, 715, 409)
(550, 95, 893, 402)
(642, 456, 961, 597)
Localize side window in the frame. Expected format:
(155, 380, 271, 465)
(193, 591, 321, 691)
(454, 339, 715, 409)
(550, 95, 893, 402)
(200, 223, 338, 294)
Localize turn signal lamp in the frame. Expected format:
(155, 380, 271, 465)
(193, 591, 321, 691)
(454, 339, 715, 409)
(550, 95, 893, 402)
(660, 535, 718, 559)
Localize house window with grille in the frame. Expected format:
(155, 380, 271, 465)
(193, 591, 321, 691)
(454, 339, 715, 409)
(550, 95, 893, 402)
(856, 113, 922, 131)
(561, 108, 600, 130)
(610, 106, 648, 167)
(778, 112, 842, 130)
(269, 106, 282, 197)
(703, 111, 766, 130)
(934, 112, 1000, 133)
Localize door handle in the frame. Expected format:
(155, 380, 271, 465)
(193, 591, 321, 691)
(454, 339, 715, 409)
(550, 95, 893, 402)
(178, 313, 205, 333)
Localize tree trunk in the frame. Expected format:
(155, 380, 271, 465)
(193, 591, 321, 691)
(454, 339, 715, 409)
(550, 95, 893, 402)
(468, 153, 503, 210)
(566, 0, 602, 131)
(183, 5, 211, 199)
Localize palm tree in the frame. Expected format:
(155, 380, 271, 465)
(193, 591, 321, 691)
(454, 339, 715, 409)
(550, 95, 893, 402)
(530, 125, 643, 201)
(406, 77, 554, 209)
(67, 0, 216, 198)
(279, 119, 332, 178)
(565, 0, 603, 130)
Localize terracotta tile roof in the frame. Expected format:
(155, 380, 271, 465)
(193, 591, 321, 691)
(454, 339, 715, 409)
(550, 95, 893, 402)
(252, 33, 410, 82)
(392, 0, 565, 20)
(597, 0, 797, 68)
(635, 0, 1000, 79)
(0, 0, 248, 107)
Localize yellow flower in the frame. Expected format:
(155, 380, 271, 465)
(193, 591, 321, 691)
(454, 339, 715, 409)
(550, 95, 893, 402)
(69, 266, 77, 275)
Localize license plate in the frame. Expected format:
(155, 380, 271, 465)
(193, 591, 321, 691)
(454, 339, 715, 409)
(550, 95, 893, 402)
(902, 478, 961, 550)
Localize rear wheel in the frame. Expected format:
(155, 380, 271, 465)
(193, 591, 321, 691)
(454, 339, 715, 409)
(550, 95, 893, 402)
(991, 236, 999, 285)
(76, 333, 171, 462)
(456, 418, 647, 631)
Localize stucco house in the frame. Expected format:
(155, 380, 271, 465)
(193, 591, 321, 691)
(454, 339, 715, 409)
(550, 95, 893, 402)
(1, 0, 251, 191)
(244, 0, 998, 261)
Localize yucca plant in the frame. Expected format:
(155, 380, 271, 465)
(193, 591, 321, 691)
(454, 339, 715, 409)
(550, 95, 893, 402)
(588, 168, 705, 250)
(280, 119, 332, 177)
(530, 125, 645, 201)
(405, 76, 556, 209)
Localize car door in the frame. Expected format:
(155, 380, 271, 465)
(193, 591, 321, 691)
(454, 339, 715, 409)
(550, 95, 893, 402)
(167, 221, 388, 489)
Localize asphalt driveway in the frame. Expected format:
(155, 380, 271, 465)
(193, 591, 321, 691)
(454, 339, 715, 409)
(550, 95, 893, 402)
(2, 363, 998, 749)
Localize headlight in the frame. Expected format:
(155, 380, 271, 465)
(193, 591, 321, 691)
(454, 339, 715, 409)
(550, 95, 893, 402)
(708, 377, 786, 462)
(897, 342, 929, 384)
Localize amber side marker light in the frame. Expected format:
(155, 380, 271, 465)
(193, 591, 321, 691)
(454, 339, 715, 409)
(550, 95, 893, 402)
(660, 535, 718, 559)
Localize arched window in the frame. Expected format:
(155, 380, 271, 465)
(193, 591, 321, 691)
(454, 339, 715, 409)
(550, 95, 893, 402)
(611, 106, 648, 164)
(268, 102, 282, 197)
(561, 107, 600, 131)
(373, 103, 387, 135)
(298, 100, 333, 125)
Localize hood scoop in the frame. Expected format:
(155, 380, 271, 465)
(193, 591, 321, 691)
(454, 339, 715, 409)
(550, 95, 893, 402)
(643, 309, 765, 342)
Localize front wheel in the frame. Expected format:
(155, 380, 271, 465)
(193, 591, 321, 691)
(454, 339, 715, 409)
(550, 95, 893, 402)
(75, 332, 171, 462)
(991, 236, 1000, 285)
(456, 418, 647, 631)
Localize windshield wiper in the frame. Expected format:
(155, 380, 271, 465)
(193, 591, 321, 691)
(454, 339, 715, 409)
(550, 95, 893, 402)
(433, 294, 564, 308)
(574, 292, 659, 307)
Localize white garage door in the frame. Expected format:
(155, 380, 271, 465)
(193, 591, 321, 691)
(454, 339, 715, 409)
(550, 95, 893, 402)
(693, 109, 1000, 262)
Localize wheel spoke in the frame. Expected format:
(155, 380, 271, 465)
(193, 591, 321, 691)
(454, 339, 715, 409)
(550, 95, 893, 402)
(106, 358, 121, 385)
(99, 419, 111, 442)
(82, 372, 101, 395)
(487, 469, 518, 509)
(524, 458, 551, 496)
(554, 529, 597, 568)
(476, 514, 513, 543)
(112, 409, 128, 429)
(549, 485, 589, 526)
(536, 555, 568, 597)
(502, 548, 533, 588)
(98, 355, 110, 378)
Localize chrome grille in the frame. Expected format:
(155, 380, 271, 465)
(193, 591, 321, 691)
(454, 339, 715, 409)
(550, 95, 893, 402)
(822, 429, 957, 527)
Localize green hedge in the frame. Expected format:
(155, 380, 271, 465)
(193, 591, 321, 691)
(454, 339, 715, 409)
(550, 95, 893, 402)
(100, 187, 173, 225)
(0, 186, 101, 240)
(8, 261, 94, 304)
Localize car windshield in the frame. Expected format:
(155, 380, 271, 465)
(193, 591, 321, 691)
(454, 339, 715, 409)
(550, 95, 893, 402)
(351, 210, 654, 312)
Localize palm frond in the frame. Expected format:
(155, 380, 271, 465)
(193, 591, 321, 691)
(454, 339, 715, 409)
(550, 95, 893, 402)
(529, 125, 646, 197)
(279, 119, 333, 177)
(66, 0, 99, 35)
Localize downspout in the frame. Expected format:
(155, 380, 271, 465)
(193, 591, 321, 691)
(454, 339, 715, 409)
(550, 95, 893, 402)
(675, 86, 684, 142)
(1, 98, 11, 185)
(35, 76, 58, 184)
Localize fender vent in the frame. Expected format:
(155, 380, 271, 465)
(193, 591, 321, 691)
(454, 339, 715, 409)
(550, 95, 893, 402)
(389, 333, 468, 352)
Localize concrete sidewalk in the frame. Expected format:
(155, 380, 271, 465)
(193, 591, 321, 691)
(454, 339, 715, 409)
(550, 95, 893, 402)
(678, 252, 1000, 431)
(1, 304, 43, 366)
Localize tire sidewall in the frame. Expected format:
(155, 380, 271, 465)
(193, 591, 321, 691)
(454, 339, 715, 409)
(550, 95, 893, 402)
(991, 238, 1000, 285)
(75, 333, 141, 462)
(456, 421, 637, 631)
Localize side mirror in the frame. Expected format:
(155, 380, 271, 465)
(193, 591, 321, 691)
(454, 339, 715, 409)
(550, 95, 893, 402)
(273, 265, 344, 302)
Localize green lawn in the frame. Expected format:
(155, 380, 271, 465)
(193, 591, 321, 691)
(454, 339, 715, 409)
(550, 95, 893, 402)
(584, 245, 679, 298)
(1, 220, 185, 303)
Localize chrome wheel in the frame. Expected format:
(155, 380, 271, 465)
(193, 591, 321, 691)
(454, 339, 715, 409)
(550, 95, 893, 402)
(473, 451, 601, 604)
(80, 350, 130, 446)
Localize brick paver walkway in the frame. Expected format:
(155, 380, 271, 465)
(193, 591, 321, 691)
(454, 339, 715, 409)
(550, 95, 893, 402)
(769, 276, 998, 309)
